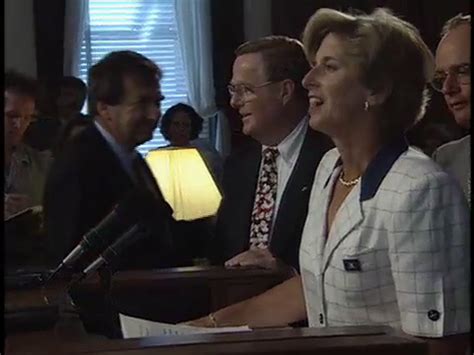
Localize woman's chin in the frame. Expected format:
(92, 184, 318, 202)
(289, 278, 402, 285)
(308, 114, 323, 131)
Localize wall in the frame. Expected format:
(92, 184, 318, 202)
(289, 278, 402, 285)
(5, 0, 37, 77)
(243, 0, 272, 40)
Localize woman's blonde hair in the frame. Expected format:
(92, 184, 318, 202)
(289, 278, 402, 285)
(303, 8, 435, 136)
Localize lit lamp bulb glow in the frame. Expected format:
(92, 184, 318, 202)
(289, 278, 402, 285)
(146, 148, 222, 221)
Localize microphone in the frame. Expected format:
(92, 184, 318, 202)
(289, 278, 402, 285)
(45, 189, 154, 283)
(71, 224, 148, 285)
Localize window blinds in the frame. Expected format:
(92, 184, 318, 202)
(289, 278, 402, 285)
(79, 0, 209, 155)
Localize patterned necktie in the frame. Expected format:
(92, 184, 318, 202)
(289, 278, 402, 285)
(249, 147, 279, 249)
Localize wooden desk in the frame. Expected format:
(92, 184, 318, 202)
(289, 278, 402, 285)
(6, 323, 428, 355)
(5, 273, 428, 355)
(115, 265, 294, 313)
(5, 266, 294, 338)
(75, 265, 295, 324)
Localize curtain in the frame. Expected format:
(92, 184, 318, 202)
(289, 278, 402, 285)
(63, 0, 89, 76)
(174, 0, 217, 118)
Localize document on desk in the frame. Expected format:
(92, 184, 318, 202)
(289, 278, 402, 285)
(4, 205, 42, 222)
(119, 313, 251, 339)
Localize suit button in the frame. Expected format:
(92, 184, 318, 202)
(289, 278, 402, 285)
(319, 313, 324, 324)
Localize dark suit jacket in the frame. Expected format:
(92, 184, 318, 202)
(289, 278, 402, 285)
(24, 116, 62, 151)
(43, 124, 175, 271)
(211, 127, 333, 270)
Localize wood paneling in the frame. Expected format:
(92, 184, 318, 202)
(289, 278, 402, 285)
(33, 0, 65, 81)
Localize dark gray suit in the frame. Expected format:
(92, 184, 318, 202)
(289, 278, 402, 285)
(43, 124, 175, 271)
(210, 127, 333, 270)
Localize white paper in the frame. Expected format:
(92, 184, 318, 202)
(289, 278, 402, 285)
(4, 205, 42, 222)
(119, 313, 251, 339)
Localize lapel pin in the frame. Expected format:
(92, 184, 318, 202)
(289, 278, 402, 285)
(343, 259, 361, 272)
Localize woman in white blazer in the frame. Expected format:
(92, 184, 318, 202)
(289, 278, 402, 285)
(186, 7, 470, 353)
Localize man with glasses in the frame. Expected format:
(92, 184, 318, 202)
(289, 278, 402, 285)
(432, 14, 470, 205)
(5, 70, 52, 219)
(210, 36, 333, 270)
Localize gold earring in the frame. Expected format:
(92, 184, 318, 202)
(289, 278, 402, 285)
(364, 101, 370, 111)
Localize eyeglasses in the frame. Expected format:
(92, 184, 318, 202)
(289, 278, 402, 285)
(431, 63, 470, 92)
(227, 81, 279, 99)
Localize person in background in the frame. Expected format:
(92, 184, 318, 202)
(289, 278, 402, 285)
(407, 119, 464, 157)
(4, 70, 52, 219)
(210, 36, 333, 271)
(186, 8, 470, 355)
(431, 14, 471, 206)
(56, 76, 89, 123)
(25, 76, 89, 153)
(160, 103, 203, 147)
(53, 117, 93, 153)
(155, 103, 223, 183)
(23, 79, 63, 152)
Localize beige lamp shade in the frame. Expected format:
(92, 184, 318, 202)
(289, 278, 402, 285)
(145, 148, 222, 221)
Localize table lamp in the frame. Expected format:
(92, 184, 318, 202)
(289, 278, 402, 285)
(145, 147, 222, 221)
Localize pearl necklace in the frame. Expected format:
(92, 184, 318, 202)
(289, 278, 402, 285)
(338, 170, 361, 187)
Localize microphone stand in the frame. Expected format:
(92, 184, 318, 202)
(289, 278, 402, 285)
(98, 266, 122, 339)
(64, 224, 147, 339)
(38, 268, 85, 339)
(66, 263, 123, 339)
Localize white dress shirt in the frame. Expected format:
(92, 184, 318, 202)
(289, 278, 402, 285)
(300, 138, 470, 337)
(259, 116, 308, 237)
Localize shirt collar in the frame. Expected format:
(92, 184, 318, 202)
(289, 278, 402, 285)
(94, 121, 138, 163)
(262, 115, 308, 164)
(325, 135, 409, 201)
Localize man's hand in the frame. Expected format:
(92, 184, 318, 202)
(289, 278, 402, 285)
(4, 193, 31, 219)
(225, 248, 278, 269)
